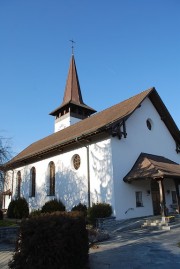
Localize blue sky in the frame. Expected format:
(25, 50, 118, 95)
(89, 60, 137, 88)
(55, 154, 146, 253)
(0, 0, 179, 156)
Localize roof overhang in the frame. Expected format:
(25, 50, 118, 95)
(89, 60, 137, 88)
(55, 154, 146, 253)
(49, 101, 96, 116)
(123, 153, 180, 183)
(3, 87, 180, 171)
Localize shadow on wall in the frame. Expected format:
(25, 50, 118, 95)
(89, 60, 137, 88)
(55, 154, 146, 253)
(18, 140, 114, 212)
(90, 142, 113, 205)
(20, 166, 47, 211)
(20, 163, 88, 212)
(55, 163, 88, 211)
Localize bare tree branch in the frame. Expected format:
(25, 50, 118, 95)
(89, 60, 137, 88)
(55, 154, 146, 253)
(0, 136, 12, 193)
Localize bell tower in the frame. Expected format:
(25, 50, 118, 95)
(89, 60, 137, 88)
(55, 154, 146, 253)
(49, 54, 96, 132)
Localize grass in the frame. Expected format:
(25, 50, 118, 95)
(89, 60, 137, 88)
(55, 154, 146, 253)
(0, 219, 19, 227)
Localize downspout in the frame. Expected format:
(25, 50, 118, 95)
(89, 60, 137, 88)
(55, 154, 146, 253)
(86, 145, 90, 208)
(11, 169, 14, 201)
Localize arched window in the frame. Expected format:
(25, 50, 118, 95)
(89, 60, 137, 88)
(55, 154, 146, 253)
(17, 171, 21, 198)
(30, 167, 36, 197)
(48, 161, 55, 196)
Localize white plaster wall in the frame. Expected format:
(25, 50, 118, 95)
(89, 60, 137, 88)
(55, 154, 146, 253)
(10, 148, 88, 212)
(89, 139, 115, 214)
(6, 138, 115, 213)
(111, 97, 180, 219)
(55, 115, 81, 132)
(5, 96, 179, 219)
(2, 170, 13, 210)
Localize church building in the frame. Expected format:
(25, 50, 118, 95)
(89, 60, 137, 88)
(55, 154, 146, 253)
(1, 53, 180, 220)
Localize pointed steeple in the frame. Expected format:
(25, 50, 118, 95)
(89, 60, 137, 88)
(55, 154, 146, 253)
(62, 54, 84, 106)
(50, 54, 96, 132)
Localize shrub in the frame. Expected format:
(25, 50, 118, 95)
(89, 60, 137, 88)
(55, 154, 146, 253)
(7, 198, 29, 219)
(29, 209, 42, 218)
(88, 203, 112, 225)
(7, 200, 16, 218)
(9, 212, 89, 269)
(41, 199, 65, 213)
(0, 209, 3, 220)
(71, 203, 87, 217)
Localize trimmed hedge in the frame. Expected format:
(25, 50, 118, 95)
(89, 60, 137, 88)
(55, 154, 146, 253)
(7, 198, 29, 219)
(0, 209, 3, 220)
(88, 203, 112, 225)
(71, 203, 87, 217)
(41, 199, 65, 213)
(29, 209, 42, 218)
(9, 212, 89, 269)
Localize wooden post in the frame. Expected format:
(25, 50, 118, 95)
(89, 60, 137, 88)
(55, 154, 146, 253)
(157, 179, 167, 218)
(174, 178, 180, 214)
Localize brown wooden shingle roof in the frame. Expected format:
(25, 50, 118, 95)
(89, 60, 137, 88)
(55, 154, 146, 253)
(3, 87, 180, 169)
(49, 55, 96, 116)
(123, 153, 180, 182)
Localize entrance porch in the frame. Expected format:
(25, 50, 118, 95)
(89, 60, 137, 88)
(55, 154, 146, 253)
(123, 153, 180, 218)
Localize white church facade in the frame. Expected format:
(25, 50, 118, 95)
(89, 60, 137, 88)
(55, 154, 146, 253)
(1, 54, 180, 220)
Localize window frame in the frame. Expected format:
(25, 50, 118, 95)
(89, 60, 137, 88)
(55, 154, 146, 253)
(72, 154, 81, 170)
(136, 191, 143, 207)
(30, 167, 36, 197)
(48, 161, 55, 196)
(17, 171, 21, 198)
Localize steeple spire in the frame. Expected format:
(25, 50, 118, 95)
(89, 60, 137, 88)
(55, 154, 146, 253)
(49, 54, 96, 132)
(62, 54, 84, 106)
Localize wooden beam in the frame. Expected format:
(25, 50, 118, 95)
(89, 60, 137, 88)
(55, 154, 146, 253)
(176, 143, 180, 153)
(157, 179, 167, 217)
(109, 119, 127, 139)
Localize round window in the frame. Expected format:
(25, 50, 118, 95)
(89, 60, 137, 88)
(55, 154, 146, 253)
(72, 154, 81, 170)
(146, 119, 153, 130)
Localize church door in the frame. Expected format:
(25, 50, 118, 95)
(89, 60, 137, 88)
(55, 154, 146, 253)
(151, 180, 161, 215)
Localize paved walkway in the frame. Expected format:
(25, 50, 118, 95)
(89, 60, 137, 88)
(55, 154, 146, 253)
(0, 244, 14, 269)
(89, 227, 180, 269)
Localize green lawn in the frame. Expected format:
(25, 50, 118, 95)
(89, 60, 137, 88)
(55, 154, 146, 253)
(0, 219, 18, 227)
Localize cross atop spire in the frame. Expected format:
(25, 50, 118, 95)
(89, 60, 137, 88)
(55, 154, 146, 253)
(69, 39, 75, 55)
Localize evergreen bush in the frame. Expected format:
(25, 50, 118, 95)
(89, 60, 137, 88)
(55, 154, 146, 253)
(7, 198, 29, 219)
(7, 200, 16, 218)
(9, 212, 89, 269)
(41, 199, 65, 213)
(0, 209, 3, 220)
(88, 203, 112, 225)
(71, 203, 87, 217)
(29, 209, 42, 218)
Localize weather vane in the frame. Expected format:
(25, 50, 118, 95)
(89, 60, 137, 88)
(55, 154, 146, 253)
(69, 39, 75, 55)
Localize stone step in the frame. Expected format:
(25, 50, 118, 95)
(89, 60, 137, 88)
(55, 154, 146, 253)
(142, 215, 180, 231)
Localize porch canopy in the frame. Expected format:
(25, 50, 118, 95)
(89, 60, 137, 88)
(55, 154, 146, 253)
(123, 153, 180, 216)
(123, 153, 180, 183)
